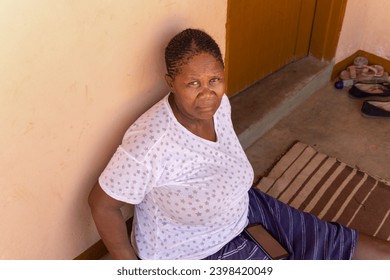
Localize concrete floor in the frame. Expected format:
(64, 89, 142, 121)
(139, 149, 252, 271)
(235, 65, 390, 185)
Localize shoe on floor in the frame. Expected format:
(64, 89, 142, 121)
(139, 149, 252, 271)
(361, 100, 390, 118)
(349, 83, 390, 98)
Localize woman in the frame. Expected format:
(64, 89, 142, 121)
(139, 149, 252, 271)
(88, 28, 390, 260)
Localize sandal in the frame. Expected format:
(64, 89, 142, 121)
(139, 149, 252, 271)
(340, 65, 385, 81)
(339, 56, 368, 80)
(361, 65, 384, 77)
(349, 82, 390, 98)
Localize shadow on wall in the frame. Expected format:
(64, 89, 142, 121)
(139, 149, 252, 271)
(78, 19, 209, 259)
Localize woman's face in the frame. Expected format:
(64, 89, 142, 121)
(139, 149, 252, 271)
(165, 52, 226, 121)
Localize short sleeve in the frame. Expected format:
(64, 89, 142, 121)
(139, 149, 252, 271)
(216, 94, 231, 120)
(98, 146, 154, 204)
(221, 94, 231, 114)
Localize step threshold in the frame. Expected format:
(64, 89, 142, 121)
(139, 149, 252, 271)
(230, 56, 333, 150)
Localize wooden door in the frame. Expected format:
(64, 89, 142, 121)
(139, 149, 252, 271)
(226, 0, 316, 96)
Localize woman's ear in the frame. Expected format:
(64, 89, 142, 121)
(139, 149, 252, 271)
(165, 74, 174, 89)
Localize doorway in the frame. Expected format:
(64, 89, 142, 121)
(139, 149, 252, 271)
(225, 0, 347, 96)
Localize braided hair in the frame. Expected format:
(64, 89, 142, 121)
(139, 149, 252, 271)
(165, 28, 224, 78)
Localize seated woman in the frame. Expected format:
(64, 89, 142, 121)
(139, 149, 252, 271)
(88, 28, 390, 260)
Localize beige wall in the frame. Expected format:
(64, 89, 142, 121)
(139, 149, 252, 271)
(0, 0, 227, 259)
(335, 0, 390, 63)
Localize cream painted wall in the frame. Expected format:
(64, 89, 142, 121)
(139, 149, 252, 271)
(335, 0, 390, 63)
(0, 0, 227, 259)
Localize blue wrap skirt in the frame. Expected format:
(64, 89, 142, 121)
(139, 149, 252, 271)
(204, 187, 358, 260)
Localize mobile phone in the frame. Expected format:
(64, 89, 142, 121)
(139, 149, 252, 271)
(244, 224, 290, 260)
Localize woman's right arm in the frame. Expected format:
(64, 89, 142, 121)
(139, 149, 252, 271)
(88, 182, 138, 260)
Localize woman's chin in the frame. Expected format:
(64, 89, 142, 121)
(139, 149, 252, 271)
(195, 107, 217, 119)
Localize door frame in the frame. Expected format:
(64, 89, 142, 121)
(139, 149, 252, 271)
(309, 0, 347, 61)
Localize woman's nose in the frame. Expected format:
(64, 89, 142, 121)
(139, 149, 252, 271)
(200, 83, 214, 95)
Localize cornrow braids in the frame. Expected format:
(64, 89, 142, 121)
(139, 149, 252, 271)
(165, 28, 224, 78)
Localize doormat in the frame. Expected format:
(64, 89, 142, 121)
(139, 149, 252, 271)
(256, 141, 390, 241)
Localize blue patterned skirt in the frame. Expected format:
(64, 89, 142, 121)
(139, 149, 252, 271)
(204, 187, 358, 260)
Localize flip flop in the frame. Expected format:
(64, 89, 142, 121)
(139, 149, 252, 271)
(340, 65, 385, 81)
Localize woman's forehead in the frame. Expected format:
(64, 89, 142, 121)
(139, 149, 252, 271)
(179, 53, 224, 73)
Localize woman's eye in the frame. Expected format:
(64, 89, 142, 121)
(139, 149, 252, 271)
(210, 78, 220, 83)
(188, 81, 199, 86)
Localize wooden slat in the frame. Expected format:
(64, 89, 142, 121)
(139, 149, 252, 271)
(257, 142, 390, 241)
